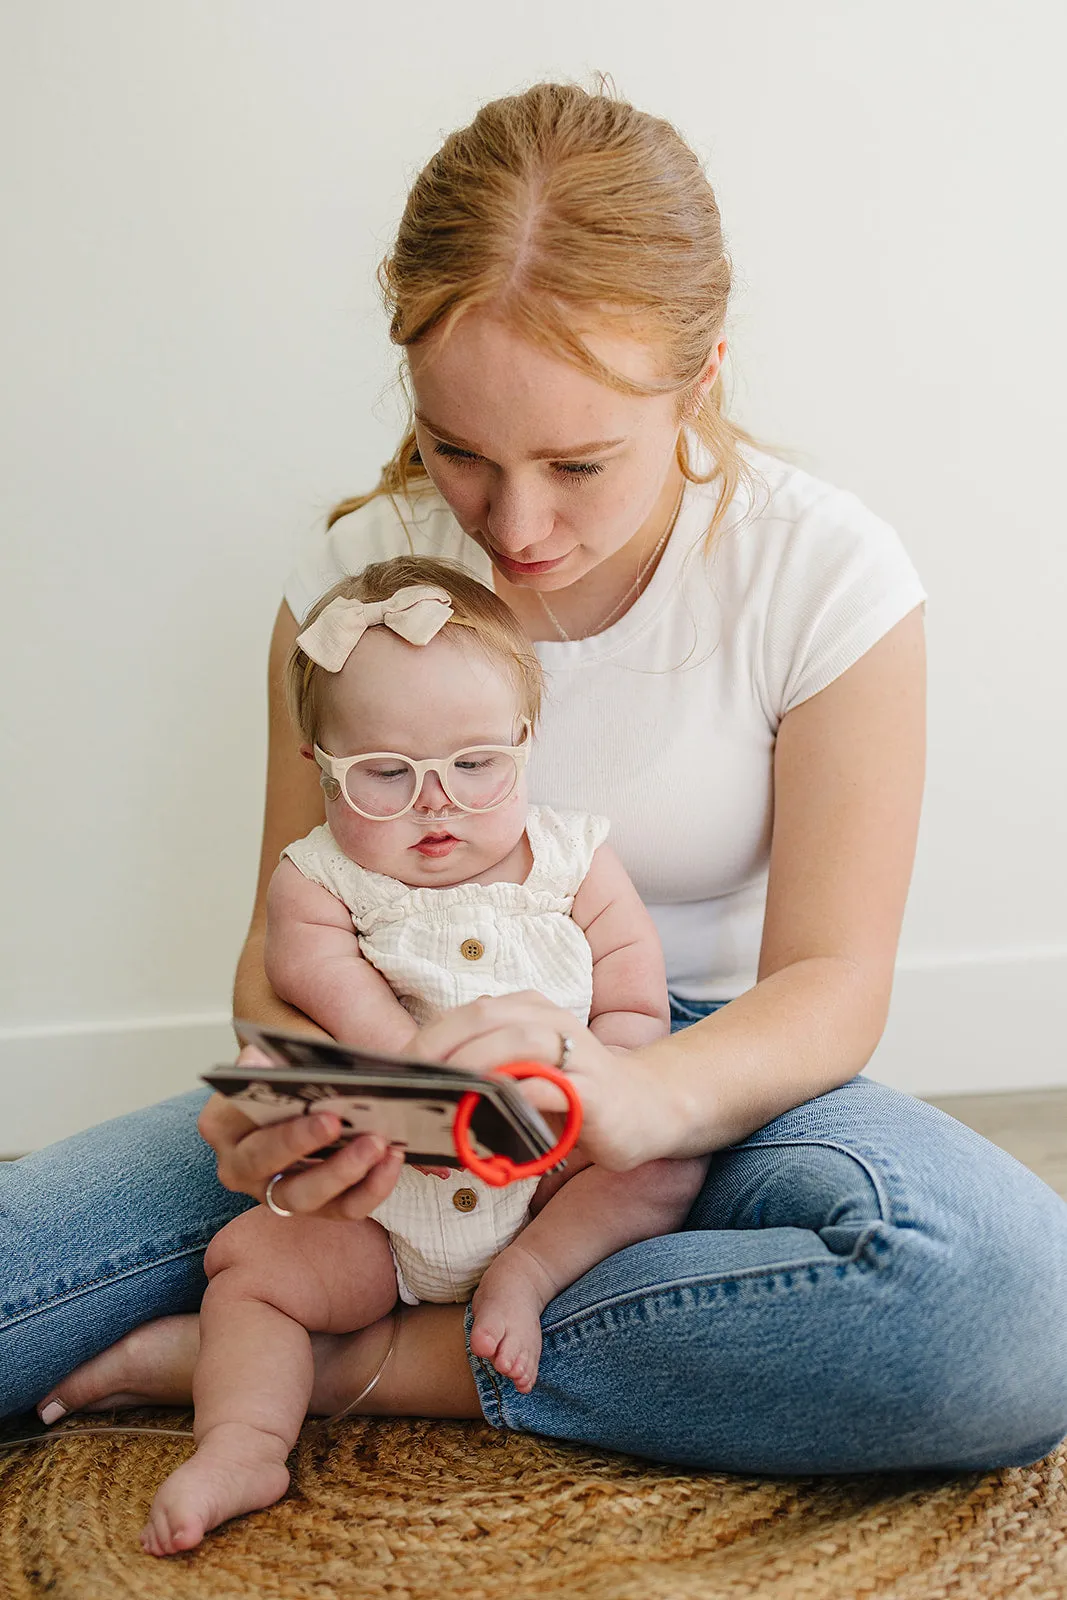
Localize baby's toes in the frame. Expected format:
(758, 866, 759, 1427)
(469, 1306, 508, 1364)
(140, 1510, 182, 1559)
(139, 1522, 163, 1559)
(141, 1490, 203, 1557)
(507, 1354, 540, 1393)
(492, 1325, 542, 1391)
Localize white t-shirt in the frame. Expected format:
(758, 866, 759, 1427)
(285, 447, 926, 1000)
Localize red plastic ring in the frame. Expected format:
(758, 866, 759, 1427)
(453, 1059, 583, 1187)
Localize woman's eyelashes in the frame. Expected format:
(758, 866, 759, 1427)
(432, 440, 605, 480)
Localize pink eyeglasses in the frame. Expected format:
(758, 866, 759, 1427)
(314, 719, 532, 821)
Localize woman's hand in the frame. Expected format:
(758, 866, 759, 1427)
(197, 1045, 406, 1219)
(412, 992, 671, 1171)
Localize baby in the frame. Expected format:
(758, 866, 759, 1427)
(142, 556, 708, 1555)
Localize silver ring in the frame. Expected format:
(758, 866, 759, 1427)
(557, 1035, 574, 1073)
(265, 1171, 294, 1217)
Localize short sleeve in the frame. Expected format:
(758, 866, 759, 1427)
(760, 489, 926, 720)
(525, 806, 611, 899)
(281, 824, 405, 923)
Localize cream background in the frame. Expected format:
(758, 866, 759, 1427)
(2, 2, 1065, 1147)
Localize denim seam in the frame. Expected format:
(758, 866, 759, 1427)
(464, 1303, 506, 1428)
(0, 1225, 230, 1333)
(724, 1137, 895, 1224)
(540, 1220, 888, 1339)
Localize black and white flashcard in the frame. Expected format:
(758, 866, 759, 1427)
(202, 1020, 560, 1169)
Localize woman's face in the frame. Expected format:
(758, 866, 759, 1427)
(408, 313, 718, 594)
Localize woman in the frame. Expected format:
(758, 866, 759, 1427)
(7, 83, 1067, 1474)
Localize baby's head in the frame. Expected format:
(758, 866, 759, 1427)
(287, 556, 544, 886)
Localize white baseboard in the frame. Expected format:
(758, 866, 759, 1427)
(867, 948, 1067, 1097)
(0, 1013, 234, 1154)
(2, 953, 1065, 1152)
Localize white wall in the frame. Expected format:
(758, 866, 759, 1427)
(2, 1, 1065, 1149)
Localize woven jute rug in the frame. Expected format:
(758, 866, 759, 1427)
(0, 1412, 1064, 1599)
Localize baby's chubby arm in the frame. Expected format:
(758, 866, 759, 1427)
(570, 844, 670, 1050)
(264, 858, 418, 1054)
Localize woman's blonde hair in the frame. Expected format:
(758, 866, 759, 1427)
(328, 80, 759, 540)
(286, 556, 544, 747)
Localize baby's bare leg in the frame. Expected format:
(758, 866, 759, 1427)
(471, 1157, 709, 1393)
(141, 1206, 397, 1557)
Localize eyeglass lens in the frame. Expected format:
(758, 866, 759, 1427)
(343, 750, 520, 818)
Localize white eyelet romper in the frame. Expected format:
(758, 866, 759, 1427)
(281, 804, 609, 1304)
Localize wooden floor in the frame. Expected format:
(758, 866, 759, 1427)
(925, 1088, 1067, 1198)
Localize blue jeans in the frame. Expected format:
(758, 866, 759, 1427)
(3, 998, 1067, 1473)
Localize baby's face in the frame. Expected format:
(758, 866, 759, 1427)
(311, 628, 530, 888)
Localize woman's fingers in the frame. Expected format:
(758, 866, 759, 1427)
(415, 994, 661, 1170)
(201, 1044, 411, 1216)
(203, 1088, 407, 1215)
(328, 1145, 407, 1219)
(197, 1091, 258, 1155)
(415, 992, 570, 1069)
(267, 1134, 390, 1210)
(206, 1102, 344, 1195)
(413, 997, 588, 1118)
(235, 1044, 273, 1068)
(446, 1033, 574, 1112)
(270, 1141, 406, 1221)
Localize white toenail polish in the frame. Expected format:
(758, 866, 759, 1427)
(40, 1400, 67, 1426)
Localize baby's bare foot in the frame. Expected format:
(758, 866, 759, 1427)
(37, 1315, 201, 1424)
(139, 1421, 291, 1556)
(470, 1261, 547, 1394)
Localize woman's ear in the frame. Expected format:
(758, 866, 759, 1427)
(299, 743, 315, 761)
(685, 336, 728, 416)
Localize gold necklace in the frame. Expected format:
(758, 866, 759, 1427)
(538, 478, 686, 643)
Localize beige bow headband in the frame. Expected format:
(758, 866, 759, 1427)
(296, 584, 454, 672)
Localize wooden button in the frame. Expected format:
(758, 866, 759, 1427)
(460, 938, 484, 961)
(452, 1187, 479, 1213)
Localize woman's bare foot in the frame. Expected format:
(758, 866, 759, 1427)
(34, 1314, 371, 1423)
(469, 1248, 550, 1394)
(36, 1303, 481, 1427)
(36, 1315, 202, 1424)
(140, 1421, 291, 1556)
